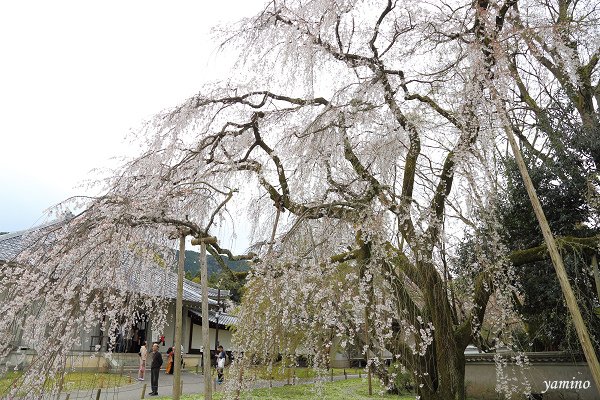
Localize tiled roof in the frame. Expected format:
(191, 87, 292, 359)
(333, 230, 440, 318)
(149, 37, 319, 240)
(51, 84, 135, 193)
(0, 220, 61, 262)
(188, 309, 238, 327)
(0, 231, 26, 262)
(464, 351, 586, 364)
(0, 223, 230, 306)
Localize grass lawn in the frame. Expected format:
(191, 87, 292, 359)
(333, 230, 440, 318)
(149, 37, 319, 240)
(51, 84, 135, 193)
(245, 366, 364, 381)
(0, 371, 129, 396)
(156, 378, 415, 399)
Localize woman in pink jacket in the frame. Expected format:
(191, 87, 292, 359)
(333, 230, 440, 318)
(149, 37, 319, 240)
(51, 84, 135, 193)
(138, 341, 148, 381)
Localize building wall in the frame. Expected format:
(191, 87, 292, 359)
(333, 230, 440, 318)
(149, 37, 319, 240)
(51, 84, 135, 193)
(329, 347, 600, 399)
(329, 336, 393, 368)
(188, 319, 233, 352)
(74, 323, 102, 352)
(465, 361, 598, 400)
(148, 303, 234, 354)
(3, 301, 222, 354)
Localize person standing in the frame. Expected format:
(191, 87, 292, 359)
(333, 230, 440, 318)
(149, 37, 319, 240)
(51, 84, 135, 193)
(138, 341, 147, 381)
(216, 345, 226, 384)
(165, 347, 174, 374)
(181, 344, 185, 369)
(149, 342, 163, 396)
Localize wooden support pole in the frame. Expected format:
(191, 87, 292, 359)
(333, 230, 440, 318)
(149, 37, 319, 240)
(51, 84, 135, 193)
(493, 87, 600, 392)
(95, 388, 101, 400)
(591, 255, 600, 302)
(141, 383, 147, 398)
(191, 236, 218, 246)
(364, 309, 372, 396)
(173, 235, 186, 400)
(193, 236, 217, 400)
(367, 361, 372, 395)
(234, 357, 245, 400)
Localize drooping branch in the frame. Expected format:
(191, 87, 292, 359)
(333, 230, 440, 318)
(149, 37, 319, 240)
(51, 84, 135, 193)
(271, 12, 377, 69)
(404, 93, 462, 129)
(425, 122, 479, 247)
(368, 0, 395, 59)
(204, 188, 237, 233)
(378, 72, 419, 246)
(508, 235, 600, 266)
(187, 90, 330, 111)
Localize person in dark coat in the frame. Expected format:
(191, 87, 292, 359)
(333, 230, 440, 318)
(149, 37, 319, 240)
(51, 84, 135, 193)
(149, 342, 163, 396)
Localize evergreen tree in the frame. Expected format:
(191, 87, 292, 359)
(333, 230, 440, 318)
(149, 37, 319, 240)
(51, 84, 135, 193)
(500, 155, 599, 351)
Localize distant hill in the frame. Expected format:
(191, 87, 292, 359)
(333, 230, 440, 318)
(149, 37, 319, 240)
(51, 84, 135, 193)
(176, 250, 250, 278)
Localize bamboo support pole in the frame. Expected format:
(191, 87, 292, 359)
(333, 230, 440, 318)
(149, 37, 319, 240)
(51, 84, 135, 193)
(202, 240, 213, 400)
(591, 255, 600, 302)
(364, 309, 372, 395)
(493, 87, 600, 392)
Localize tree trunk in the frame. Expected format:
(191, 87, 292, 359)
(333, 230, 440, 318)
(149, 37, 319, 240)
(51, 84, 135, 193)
(415, 349, 466, 400)
(422, 264, 467, 400)
(378, 267, 468, 399)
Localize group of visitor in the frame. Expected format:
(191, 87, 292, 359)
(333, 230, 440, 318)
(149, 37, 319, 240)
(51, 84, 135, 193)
(136, 341, 163, 396)
(137, 340, 226, 396)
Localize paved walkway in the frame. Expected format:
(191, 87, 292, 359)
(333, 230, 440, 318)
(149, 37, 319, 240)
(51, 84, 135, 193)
(56, 371, 208, 400)
(55, 371, 360, 400)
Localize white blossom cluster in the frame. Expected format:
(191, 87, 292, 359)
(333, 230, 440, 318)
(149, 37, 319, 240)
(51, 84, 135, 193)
(1, 0, 597, 398)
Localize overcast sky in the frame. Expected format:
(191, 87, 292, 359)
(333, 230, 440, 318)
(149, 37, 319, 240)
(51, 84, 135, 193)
(0, 1, 264, 245)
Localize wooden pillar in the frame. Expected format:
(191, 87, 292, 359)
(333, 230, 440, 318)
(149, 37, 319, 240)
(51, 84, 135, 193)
(188, 317, 194, 355)
(215, 289, 221, 351)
